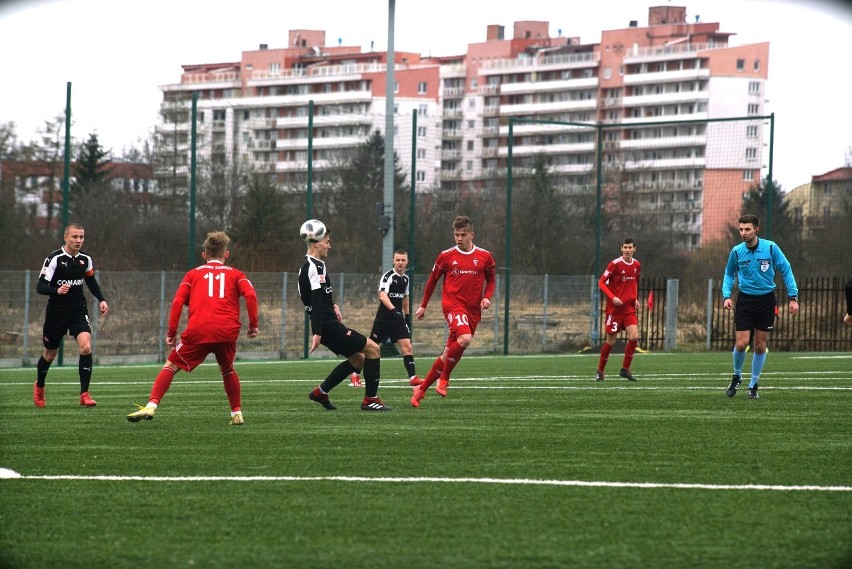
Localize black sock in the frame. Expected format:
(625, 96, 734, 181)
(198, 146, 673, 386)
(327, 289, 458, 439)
(403, 355, 416, 378)
(320, 360, 358, 393)
(79, 354, 93, 393)
(363, 358, 381, 398)
(36, 356, 51, 388)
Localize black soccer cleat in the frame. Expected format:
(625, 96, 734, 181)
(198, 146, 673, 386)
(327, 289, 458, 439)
(595, 371, 605, 382)
(747, 385, 760, 399)
(309, 388, 337, 410)
(620, 368, 637, 381)
(726, 374, 741, 397)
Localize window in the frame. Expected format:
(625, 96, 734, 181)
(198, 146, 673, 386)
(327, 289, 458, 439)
(466, 160, 473, 171)
(603, 67, 612, 79)
(753, 59, 761, 71)
(418, 104, 428, 115)
(269, 62, 280, 75)
(415, 171, 426, 182)
(743, 170, 754, 182)
(417, 148, 426, 159)
(746, 125, 758, 137)
(749, 81, 760, 94)
(418, 81, 428, 94)
(736, 59, 745, 71)
(470, 77, 478, 90)
(467, 120, 475, 129)
(468, 98, 476, 109)
(466, 140, 474, 151)
(745, 148, 757, 160)
(747, 103, 760, 115)
(417, 126, 427, 137)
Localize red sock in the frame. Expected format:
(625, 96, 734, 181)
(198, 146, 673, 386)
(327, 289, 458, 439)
(440, 341, 466, 380)
(222, 370, 241, 412)
(149, 367, 176, 404)
(421, 356, 444, 390)
(623, 340, 637, 370)
(598, 343, 612, 372)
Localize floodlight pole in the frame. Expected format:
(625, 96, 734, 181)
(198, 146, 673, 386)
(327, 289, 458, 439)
(382, 0, 396, 269)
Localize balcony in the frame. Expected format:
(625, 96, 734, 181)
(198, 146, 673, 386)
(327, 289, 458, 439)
(479, 51, 599, 74)
(499, 99, 597, 116)
(623, 68, 710, 86)
(622, 90, 709, 107)
(499, 77, 598, 95)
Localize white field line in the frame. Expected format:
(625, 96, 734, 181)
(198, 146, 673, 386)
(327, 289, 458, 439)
(2, 374, 851, 389)
(0, 470, 848, 492)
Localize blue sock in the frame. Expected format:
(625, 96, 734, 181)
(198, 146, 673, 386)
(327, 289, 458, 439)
(732, 349, 746, 376)
(750, 352, 767, 388)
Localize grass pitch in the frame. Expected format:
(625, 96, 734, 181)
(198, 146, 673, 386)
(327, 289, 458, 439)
(1, 352, 850, 568)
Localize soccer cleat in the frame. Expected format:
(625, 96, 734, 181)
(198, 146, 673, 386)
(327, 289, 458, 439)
(33, 382, 45, 408)
(435, 379, 449, 397)
(409, 375, 423, 386)
(229, 413, 244, 425)
(726, 374, 742, 397)
(619, 368, 637, 381)
(748, 386, 760, 399)
(127, 404, 155, 422)
(411, 386, 425, 408)
(349, 372, 362, 387)
(309, 388, 336, 410)
(361, 397, 392, 411)
(80, 392, 97, 407)
(595, 371, 605, 382)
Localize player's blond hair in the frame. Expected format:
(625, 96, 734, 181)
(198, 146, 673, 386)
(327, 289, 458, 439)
(204, 231, 230, 259)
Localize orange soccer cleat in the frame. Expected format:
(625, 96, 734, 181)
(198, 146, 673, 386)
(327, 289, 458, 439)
(33, 382, 45, 408)
(80, 392, 97, 407)
(435, 379, 449, 397)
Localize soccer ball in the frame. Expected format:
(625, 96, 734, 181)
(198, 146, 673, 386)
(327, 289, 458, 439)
(299, 219, 327, 243)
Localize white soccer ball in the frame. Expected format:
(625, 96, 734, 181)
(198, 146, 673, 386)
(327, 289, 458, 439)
(299, 219, 327, 243)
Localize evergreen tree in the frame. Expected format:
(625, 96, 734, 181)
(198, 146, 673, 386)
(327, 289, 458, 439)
(72, 132, 111, 195)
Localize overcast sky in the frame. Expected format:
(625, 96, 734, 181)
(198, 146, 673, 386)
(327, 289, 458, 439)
(1, 0, 850, 188)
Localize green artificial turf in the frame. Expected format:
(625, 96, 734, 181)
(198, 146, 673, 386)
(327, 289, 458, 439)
(1, 352, 850, 568)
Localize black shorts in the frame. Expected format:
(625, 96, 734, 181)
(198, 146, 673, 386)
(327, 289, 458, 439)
(320, 320, 368, 357)
(734, 292, 776, 332)
(42, 311, 92, 349)
(370, 316, 411, 345)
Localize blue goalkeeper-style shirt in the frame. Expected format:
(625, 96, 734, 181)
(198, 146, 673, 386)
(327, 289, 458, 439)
(722, 238, 798, 299)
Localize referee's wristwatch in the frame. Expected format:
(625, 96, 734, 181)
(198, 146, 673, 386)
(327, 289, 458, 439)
(789, 296, 798, 302)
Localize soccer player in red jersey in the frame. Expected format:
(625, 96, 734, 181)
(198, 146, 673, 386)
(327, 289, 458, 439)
(127, 231, 259, 425)
(411, 216, 496, 407)
(596, 238, 641, 382)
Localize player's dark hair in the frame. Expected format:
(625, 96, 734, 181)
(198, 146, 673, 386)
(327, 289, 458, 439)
(394, 249, 408, 256)
(453, 215, 473, 232)
(739, 214, 760, 227)
(622, 237, 635, 246)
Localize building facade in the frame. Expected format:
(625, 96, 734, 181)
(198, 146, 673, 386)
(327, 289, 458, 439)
(157, 6, 769, 249)
(787, 167, 852, 237)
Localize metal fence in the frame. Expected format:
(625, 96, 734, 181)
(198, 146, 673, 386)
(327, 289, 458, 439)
(0, 271, 848, 368)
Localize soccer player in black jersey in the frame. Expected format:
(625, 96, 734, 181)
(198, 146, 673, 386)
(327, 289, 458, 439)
(34, 223, 109, 408)
(297, 220, 390, 411)
(350, 250, 420, 388)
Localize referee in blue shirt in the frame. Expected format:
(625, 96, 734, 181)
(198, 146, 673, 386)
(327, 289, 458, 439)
(722, 214, 799, 399)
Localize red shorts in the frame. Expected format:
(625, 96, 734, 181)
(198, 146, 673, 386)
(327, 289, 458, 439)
(443, 309, 479, 347)
(604, 310, 638, 335)
(168, 341, 237, 373)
